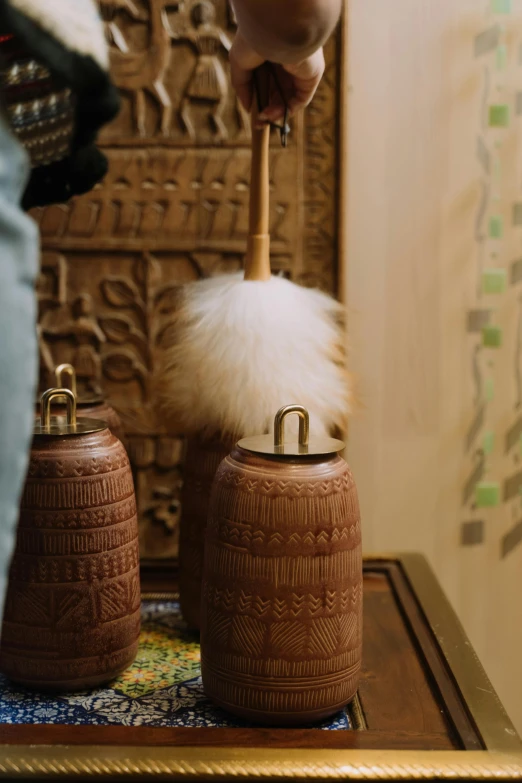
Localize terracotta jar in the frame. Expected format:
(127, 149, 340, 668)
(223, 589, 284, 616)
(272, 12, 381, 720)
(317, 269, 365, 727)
(35, 364, 125, 443)
(0, 388, 141, 691)
(201, 405, 362, 726)
(179, 437, 231, 630)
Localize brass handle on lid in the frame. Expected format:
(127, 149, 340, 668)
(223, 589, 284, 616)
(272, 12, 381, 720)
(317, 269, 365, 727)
(41, 388, 77, 431)
(238, 404, 342, 457)
(274, 405, 310, 449)
(55, 363, 77, 398)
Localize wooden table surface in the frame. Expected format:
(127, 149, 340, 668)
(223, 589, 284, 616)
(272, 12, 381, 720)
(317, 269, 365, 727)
(0, 555, 519, 756)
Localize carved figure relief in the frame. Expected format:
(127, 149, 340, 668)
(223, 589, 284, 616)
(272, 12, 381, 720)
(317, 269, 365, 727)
(96, 0, 259, 143)
(100, 0, 146, 52)
(101, 0, 178, 137)
(32, 0, 343, 558)
(169, 2, 231, 140)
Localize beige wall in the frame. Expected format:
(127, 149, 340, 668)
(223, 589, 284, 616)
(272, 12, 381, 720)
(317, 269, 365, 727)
(345, 0, 522, 732)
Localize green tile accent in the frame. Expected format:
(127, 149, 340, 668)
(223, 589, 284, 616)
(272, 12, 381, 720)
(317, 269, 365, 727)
(482, 267, 506, 293)
(482, 325, 503, 347)
(489, 104, 510, 126)
(483, 431, 495, 455)
(485, 377, 495, 402)
(475, 482, 500, 507)
(489, 216, 503, 238)
(492, 0, 511, 12)
(496, 44, 507, 69)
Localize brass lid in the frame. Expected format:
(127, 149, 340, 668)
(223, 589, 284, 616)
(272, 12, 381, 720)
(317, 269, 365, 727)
(238, 405, 344, 458)
(34, 388, 107, 437)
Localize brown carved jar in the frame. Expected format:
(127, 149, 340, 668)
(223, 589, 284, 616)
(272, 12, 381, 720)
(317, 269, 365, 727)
(201, 405, 362, 726)
(35, 364, 125, 443)
(179, 437, 231, 631)
(0, 388, 141, 691)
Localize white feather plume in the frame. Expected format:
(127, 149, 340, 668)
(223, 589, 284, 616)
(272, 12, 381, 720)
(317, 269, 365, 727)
(158, 273, 353, 440)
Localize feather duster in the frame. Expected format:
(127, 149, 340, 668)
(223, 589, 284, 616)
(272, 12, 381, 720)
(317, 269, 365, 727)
(157, 82, 353, 442)
(158, 272, 352, 440)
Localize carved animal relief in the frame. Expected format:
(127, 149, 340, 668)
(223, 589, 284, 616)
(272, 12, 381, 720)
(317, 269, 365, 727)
(33, 0, 342, 559)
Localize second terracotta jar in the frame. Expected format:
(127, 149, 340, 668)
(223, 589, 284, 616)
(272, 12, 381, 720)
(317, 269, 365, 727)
(179, 437, 231, 630)
(35, 363, 125, 443)
(201, 406, 362, 725)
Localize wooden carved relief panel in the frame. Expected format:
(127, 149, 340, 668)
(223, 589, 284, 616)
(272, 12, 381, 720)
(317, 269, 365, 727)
(33, 0, 343, 560)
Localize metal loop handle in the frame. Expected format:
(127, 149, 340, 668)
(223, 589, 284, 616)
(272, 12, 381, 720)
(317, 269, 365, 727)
(274, 405, 310, 449)
(40, 388, 77, 430)
(55, 363, 77, 398)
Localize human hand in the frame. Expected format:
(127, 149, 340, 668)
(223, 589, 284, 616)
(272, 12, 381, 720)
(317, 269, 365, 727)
(229, 31, 325, 126)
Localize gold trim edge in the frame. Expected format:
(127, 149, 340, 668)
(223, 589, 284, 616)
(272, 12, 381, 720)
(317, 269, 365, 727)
(0, 748, 521, 780)
(349, 691, 367, 730)
(396, 552, 522, 753)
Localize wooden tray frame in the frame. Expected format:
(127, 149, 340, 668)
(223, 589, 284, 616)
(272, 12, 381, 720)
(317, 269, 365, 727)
(0, 553, 520, 781)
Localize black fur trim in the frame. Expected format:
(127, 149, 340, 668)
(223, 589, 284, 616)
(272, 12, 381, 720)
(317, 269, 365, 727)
(0, 0, 120, 207)
(21, 144, 108, 211)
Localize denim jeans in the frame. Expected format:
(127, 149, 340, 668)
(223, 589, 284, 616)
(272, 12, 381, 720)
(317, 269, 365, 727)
(0, 106, 39, 610)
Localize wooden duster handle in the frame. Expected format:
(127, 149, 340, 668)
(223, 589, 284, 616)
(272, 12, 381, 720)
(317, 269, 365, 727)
(244, 98, 271, 281)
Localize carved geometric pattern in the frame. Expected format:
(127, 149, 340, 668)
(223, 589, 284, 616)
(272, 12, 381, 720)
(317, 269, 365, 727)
(22, 470, 135, 510)
(99, 580, 131, 623)
(338, 612, 358, 647)
(26, 449, 130, 478)
(230, 615, 265, 657)
(10, 540, 140, 584)
(270, 621, 307, 658)
(201, 664, 361, 717)
(55, 589, 92, 630)
(308, 616, 342, 656)
(215, 518, 360, 553)
(18, 495, 137, 530)
(7, 587, 51, 626)
(205, 548, 361, 586)
(216, 466, 358, 499)
(16, 519, 138, 556)
(0, 632, 140, 686)
(206, 585, 361, 621)
(205, 607, 231, 648)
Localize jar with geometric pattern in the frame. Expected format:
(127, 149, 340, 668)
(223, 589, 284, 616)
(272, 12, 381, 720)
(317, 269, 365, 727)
(0, 389, 140, 691)
(201, 405, 362, 725)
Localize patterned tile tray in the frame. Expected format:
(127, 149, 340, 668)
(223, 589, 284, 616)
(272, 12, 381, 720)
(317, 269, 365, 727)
(0, 596, 353, 730)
